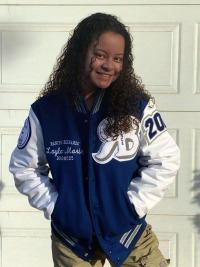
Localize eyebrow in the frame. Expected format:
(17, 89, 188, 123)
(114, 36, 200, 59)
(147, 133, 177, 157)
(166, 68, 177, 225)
(95, 48, 124, 55)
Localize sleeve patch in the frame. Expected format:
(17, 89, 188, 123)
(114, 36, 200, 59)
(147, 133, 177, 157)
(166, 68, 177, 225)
(17, 117, 31, 149)
(141, 110, 166, 144)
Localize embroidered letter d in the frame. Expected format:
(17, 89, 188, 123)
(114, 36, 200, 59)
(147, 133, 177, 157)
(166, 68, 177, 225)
(92, 118, 140, 164)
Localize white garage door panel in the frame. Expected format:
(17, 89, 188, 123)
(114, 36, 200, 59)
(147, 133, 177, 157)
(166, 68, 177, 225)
(194, 23, 200, 94)
(132, 24, 179, 94)
(1, 232, 52, 267)
(2, 30, 70, 86)
(0, 110, 29, 126)
(0, 92, 37, 109)
(0, 4, 199, 23)
(148, 215, 200, 267)
(0, 212, 50, 230)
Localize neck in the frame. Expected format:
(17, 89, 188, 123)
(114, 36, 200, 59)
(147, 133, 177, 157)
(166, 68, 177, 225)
(78, 75, 98, 99)
(80, 88, 98, 111)
(81, 89, 97, 100)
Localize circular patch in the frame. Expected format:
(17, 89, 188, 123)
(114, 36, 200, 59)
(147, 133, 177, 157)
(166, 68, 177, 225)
(17, 117, 31, 149)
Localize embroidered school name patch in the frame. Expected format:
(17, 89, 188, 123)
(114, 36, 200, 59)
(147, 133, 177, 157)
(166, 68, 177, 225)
(17, 117, 31, 149)
(45, 139, 84, 161)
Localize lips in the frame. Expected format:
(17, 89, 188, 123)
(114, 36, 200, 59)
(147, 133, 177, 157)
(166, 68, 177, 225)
(97, 71, 111, 76)
(96, 72, 113, 78)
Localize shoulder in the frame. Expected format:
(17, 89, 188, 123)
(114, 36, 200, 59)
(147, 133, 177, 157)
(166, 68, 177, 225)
(31, 91, 70, 120)
(137, 98, 150, 120)
(32, 90, 57, 108)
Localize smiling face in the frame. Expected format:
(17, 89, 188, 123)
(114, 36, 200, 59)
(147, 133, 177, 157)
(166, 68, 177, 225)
(83, 31, 125, 92)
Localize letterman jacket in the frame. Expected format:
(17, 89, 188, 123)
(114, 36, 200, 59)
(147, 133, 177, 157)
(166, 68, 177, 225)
(9, 89, 180, 266)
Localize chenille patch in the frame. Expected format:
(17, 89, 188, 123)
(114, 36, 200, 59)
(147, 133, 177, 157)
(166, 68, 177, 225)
(17, 117, 31, 149)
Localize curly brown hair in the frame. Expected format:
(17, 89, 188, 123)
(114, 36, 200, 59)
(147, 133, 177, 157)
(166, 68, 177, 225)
(38, 13, 151, 139)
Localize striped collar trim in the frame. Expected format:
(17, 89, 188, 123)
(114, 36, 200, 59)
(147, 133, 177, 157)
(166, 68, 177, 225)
(74, 94, 87, 114)
(92, 90, 105, 114)
(74, 90, 105, 114)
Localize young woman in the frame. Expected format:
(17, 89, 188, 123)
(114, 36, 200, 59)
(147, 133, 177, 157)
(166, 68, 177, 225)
(9, 13, 180, 267)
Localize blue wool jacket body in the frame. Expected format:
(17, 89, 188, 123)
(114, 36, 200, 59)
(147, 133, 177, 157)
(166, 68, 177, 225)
(9, 88, 180, 266)
(32, 90, 147, 265)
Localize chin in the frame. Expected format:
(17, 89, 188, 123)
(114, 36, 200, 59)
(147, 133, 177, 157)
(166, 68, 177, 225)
(97, 82, 113, 89)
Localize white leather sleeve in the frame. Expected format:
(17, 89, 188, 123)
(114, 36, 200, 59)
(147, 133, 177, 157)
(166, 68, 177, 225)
(127, 100, 180, 218)
(9, 107, 58, 219)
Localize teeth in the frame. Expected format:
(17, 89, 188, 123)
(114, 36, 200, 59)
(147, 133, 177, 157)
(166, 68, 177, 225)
(98, 73, 110, 77)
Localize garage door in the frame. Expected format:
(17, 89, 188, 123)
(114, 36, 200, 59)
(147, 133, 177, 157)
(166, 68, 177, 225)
(0, 1, 199, 266)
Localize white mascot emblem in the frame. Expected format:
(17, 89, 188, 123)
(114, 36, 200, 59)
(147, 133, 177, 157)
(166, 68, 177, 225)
(92, 117, 140, 164)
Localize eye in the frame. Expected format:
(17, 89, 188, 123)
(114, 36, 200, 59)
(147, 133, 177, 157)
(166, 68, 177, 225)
(95, 52, 105, 59)
(114, 57, 123, 63)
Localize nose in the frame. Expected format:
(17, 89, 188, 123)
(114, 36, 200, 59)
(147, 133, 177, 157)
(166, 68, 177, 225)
(102, 58, 114, 71)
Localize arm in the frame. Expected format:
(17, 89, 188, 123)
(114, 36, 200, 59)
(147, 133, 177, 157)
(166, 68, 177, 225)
(127, 100, 180, 218)
(9, 107, 58, 219)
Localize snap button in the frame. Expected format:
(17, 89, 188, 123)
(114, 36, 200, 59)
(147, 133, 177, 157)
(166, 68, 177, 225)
(84, 253, 88, 257)
(109, 251, 112, 254)
(117, 258, 120, 262)
(84, 120, 88, 123)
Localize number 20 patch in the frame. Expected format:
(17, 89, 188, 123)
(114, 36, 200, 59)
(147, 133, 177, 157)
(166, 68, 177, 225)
(142, 110, 166, 144)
